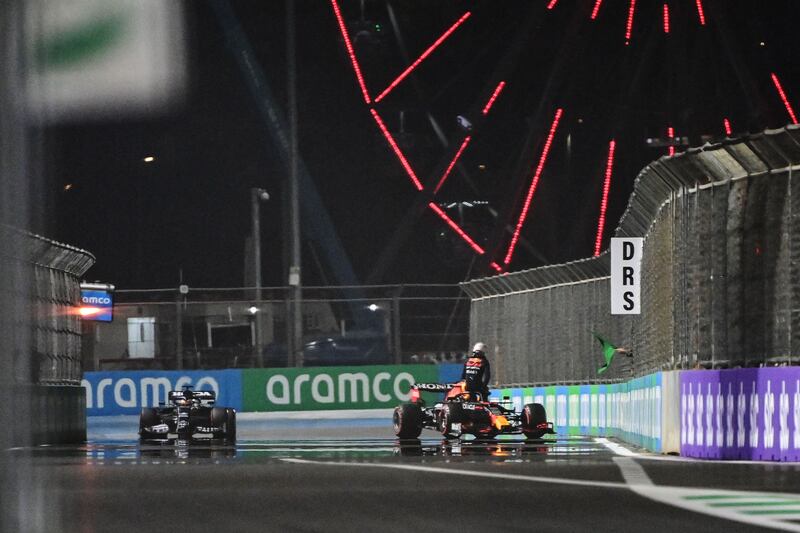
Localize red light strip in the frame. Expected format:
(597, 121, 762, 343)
(624, 0, 636, 45)
(370, 109, 425, 191)
(667, 126, 675, 156)
(723, 118, 732, 136)
(374, 12, 472, 103)
(547, 0, 559, 9)
(503, 108, 564, 266)
(771, 72, 799, 124)
(594, 140, 616, 257)
(590, 0, 604, 20)
(663, 4, 670, 34)
(695, 0, 706, 25)
(489, 262, 503, 273)
(330, 0, 371, 104)
(482, 81, 507, 115)
(428, 202, 485, 254)
(434, 136, 472, 194)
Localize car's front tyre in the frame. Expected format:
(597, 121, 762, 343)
(393, 404, 423, 438)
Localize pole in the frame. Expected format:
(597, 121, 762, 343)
(287, 0, 303, 367)
(251, 187, 268, 367)
(175, 289, 183, 370)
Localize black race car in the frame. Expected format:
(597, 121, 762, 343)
(139, 386, 236, 443)
(393, 381, 555, 440)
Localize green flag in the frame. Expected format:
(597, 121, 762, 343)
(593, 332, 618, 375)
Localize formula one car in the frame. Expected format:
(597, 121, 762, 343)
(393, 381, 554, 440)
(139, 386, 236, 443)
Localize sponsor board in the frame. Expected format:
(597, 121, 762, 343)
(494, 372, 664, 452)
(680, 367, 800, 461)
(242, 365, 440, 411)
(82, 370, 242, 416)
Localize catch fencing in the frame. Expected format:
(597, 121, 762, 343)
(462, 126, 800, 386)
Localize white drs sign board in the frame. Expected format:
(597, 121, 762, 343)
(610, 237, 643, 314)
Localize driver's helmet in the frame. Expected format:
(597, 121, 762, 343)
(471, 342, 488, 357)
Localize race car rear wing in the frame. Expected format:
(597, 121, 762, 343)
(168, 390, 216, 402)
(412, 383, 457, 392)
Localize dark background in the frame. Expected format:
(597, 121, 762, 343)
(48, 0, 800, 289)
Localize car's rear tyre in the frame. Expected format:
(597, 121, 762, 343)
(139, 408, 160, 440)
(522, 403, 548, 439)
(393, 404, 422, 438)
(439, 403, 463, 438)
(224, 408, 237, 444)
(211, 407, 236, 443)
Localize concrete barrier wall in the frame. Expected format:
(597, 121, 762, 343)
(493, 372, 680, 453)
(680, 367, 800, 461)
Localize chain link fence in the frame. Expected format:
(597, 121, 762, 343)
(462, 126, 800, 386)
(1, 224, 95, 387)
(83, 284, 471, 370)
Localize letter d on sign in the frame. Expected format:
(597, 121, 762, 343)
(611, 237, 643, 314)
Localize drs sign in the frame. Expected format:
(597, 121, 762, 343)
(610, 237, 643, 314)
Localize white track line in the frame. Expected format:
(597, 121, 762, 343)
(280, 458, 628, 490)
(597, 438, 800, 532)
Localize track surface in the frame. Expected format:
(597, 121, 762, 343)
(3, 415, 800, 532)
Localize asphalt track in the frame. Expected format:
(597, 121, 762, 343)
(3, 413, 800, 532)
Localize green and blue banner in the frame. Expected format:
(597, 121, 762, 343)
(491, 372, 663, 452)
(84, 364, 462, 416)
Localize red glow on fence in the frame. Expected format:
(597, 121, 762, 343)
(374, 12, 472, 103)
(771, 72, 799, 124)
(370, 109, 424, 191)
(547, 0, 559, 9)
(625, 0, 637, 44)
(482, 81, 506, 115)
(590, 0, 603, 20)
(434, 136, 472, 194)
(667, 126, 675, 156)
(503, 108, 564, 266)
(428, 202, 486, 255)
(695, 0, 706, 25)
(723, 118, 732, 136)
(594, 140, 616, 257)
(663, 4, 670, 34)
(330, 0, 371, 104)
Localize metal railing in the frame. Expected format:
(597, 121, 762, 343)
(82, 284, 470, 371)
(462, 126, 800, 385)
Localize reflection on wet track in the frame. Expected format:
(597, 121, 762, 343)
(5, 419, 799, 532)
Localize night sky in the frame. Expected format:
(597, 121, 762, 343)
(49, 0, 800, 289)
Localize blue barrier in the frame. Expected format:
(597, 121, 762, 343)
(82, 370, 243, 416)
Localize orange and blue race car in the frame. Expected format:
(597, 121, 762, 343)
(393, 380, 555, 440)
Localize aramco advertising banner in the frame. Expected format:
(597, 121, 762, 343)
(84, 365, 457, 415)
(82, 370, 242, 416)
(680, 367, 800, 461)
(242, 364, 441, 411)
(494, 373, 663, 452)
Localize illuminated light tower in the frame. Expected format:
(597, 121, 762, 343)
(504, 108, 564, 266)
(373, 11, 472, 103)
(594, 140, 617, 257)
(723, 118, 732, 136)
(330, 0, 371, 103)
(625, 0, 637, 45)
(663, 4, 670, 34)
(590, 0, 604, 20)
(771, 72, 798, 125)
(695, 0, 707, 26)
